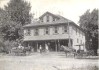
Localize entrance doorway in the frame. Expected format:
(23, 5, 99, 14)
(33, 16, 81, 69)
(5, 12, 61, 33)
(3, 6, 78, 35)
(49, 41, 56, 51)
(60, 40, 68, 47)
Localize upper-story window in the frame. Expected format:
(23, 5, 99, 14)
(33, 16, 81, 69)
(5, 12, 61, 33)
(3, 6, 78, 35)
(46, 15, 49, 22)
(63, 26, 67, 33)
(79, 30, 80, 37)
(34, 28, 39, 36)
(77, 38, 79, 43)
(45, 27, 49, 35)
(41, 18, 43, 22)
(76, 28, 77, 35)
(25, 29, 31, 36)
(81, 40, 82, 44)
(54, 26, 58, 34)
(53, 18, 55, 21)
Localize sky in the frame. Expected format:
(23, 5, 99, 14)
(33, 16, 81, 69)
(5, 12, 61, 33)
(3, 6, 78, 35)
(0, 0, 98, 24)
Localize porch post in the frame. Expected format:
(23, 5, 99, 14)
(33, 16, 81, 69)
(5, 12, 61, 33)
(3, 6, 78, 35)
(79, 45, 81, 50)
(37, 41, 38, 52)
(55, 40, 57, 52)
(58, 40, 60, 51)
(83, 43, 84, 51)
(45, 41, 46, 51)
(26, 42, 28, 47)
(28, 42, 30, 47)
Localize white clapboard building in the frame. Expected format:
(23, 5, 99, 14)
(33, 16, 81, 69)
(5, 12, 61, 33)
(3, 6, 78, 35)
(23, 12, 85, 52)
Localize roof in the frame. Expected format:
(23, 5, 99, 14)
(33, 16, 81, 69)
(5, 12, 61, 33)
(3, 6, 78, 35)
(39, 11, 60, 19)
(23, 11, 85, 32)
(23, 19, 72, 27)
(23, 12, 73, 28)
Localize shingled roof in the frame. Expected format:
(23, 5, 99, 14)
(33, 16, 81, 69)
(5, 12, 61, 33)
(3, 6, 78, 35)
(23, 12, 73, 27)
(23, 12, 85, 32)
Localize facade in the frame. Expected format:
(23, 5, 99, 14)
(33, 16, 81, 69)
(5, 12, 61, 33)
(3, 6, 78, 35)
(23, 12, 85, 52)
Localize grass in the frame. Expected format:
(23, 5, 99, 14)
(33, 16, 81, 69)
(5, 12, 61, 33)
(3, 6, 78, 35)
(71, 65, 99, 70)
(52, 65, 99, 70)
(0, 52, 98, 70)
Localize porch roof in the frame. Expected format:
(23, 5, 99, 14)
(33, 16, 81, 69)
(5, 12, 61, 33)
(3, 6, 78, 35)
(23, 34, 72, 41)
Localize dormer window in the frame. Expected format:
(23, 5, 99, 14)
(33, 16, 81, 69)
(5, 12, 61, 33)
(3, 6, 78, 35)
(46, 15, 49, 22)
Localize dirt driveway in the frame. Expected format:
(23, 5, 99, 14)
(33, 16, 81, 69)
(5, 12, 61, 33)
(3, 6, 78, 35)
(0, 52, 98, 70)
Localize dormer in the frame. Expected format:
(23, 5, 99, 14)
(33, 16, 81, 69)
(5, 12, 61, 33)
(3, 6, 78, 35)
(39, 12, 60, 23)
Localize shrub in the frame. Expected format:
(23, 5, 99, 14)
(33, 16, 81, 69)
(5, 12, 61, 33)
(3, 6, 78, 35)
(86, 50, 95, 56)
(11, 47, 26, 56)
(0, 39, 5, 53)
(4, 40, 19, 53)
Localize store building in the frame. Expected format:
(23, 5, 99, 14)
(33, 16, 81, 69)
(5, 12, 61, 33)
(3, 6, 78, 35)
(23, 12, 85, 52)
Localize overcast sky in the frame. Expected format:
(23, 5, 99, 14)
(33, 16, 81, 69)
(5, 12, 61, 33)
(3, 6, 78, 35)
(0, 0, 98, 24)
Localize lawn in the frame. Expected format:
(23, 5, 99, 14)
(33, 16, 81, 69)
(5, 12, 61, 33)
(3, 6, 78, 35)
(0, 52, 98, 70)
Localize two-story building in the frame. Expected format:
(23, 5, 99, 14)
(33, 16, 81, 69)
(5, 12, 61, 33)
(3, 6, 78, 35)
(23, 12, 85, 52)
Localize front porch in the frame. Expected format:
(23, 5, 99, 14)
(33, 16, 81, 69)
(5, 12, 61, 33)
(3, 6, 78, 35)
(23, 39, 73, 52)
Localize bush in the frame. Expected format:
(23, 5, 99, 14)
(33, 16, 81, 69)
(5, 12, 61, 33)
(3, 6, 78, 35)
(11, 47, 26, 56)
(4, 40, 19, 53)
(86, 50, 95, 56)
(0, 40, 5, 53)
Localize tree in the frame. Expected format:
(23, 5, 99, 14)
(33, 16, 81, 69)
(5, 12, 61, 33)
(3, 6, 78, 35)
(79, 9, 98, 55)
(0, 0, 32, 41)
(5, 0, 31, 25)
(90, 9, 98, 55)
(0, 8, 10, 52)
(0, 8, 10, 40)
(0, 0, 32, 52)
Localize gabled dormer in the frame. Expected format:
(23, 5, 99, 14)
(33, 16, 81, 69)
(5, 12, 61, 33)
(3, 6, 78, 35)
(39, 12, 60, 23)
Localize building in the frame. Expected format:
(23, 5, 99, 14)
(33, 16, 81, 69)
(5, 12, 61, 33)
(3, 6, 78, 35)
(23, 12, 85, 52)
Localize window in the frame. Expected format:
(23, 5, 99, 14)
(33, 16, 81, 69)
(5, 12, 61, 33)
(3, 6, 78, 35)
(79, 30, 80, 37)
(54, 26, 58, 34)
(63, 26, 67, 33)
(53, 18, 55, 21)
(25, 29, 31, 36)
(77, 38, 79, 43)
(76, 28, 77, 35)
(41, 19, 43, 22)
(81, 40, 82, 44)
(34, 29, 39, 36)
(45, 27, 49, 35)
(46, 15, 49, 22)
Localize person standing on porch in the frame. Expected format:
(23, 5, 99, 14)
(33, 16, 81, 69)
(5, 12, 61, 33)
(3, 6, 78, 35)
(39, 45, 42, 53)
(45, 44, 49, 53)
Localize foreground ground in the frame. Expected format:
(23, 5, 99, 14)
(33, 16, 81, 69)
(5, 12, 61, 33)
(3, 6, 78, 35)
(0, 52, 98, 70)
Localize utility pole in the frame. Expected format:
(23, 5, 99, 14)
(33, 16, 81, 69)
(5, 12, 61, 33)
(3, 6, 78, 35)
(68, 20, 71, 48)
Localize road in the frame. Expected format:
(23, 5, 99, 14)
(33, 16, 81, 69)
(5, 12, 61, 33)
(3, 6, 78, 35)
(0, 52, 98, 70)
